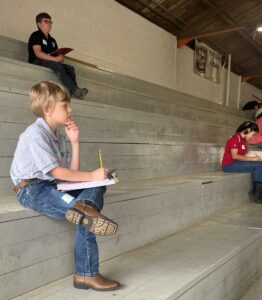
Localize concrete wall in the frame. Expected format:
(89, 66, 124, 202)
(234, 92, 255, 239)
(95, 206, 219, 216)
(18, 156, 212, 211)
(175, 46, 243, 107)
(0, 0, 261, 106)
(175, 46, 222, 104)
(0, 0, 176, 89)
(220, 68, 241, 109)
(175, 45, 262, 109)
(240, 82, 262, 109)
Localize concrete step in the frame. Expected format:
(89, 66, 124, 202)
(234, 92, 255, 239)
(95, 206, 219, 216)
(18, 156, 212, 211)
(0, 56, 57, 85)
(10, 203, 262, 300)
(0, 86, 227, 195)
(0, 86, 233, 145)
(0, 55, 249, 130)
(0, 172, 251, 300)
(0, 35, 28, 62)
(241, 274, 262, 300)
(0, 35, 250, 121)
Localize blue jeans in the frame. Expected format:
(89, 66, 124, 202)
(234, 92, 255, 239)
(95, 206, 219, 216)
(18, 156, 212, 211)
(253, 142, 262, 148)
(17, 180, 106, 276)
(222, 160, 262, 182)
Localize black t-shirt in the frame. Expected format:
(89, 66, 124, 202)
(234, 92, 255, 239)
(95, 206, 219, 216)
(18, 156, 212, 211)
(28, 29, 58, 63)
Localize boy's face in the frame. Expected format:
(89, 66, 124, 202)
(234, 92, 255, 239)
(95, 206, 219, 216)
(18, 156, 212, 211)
(37, 18, 53, 33)
(46, 101, 72, 126)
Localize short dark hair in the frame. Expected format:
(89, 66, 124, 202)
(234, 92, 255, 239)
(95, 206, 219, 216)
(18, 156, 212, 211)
(236, 121, 259, 134)
(36, 12, 51, 24)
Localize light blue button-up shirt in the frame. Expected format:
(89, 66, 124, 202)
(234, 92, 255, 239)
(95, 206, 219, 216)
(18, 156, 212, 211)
(10, 118, 70, 185)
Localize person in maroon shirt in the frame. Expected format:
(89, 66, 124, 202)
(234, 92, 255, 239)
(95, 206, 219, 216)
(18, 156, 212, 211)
(222, 121, 262, 203)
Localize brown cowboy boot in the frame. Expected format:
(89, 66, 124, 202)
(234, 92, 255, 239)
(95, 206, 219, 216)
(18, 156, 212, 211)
(73, 274, 120, 291)
(66, 201, 118, 235)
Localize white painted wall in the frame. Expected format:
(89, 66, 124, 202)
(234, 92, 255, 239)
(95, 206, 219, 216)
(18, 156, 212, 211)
(175, 45, 262, 109)
(220, 69, 241, 109)
(0, 0, 176, 89)
(175, 46, 243, 107)
(228, 71, 241, 109)
(0, 0, 261, 106)
(175, 46, 222, 103)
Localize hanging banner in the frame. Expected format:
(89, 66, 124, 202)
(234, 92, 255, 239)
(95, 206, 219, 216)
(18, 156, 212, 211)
(194, 41, 221, 83)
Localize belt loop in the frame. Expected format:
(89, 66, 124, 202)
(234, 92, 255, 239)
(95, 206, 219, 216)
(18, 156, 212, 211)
(13, 178, 37, 194)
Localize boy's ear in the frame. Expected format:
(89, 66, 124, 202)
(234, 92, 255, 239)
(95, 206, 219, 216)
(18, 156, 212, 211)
(43, 105, 52, 117)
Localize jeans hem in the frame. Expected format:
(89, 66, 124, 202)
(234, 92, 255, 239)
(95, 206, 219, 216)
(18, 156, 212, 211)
(77, 198, 101, 212)
(74, 271, 99, 277)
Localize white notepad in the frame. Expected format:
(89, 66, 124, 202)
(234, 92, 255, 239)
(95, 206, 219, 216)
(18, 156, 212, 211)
(57, 178, 118, 191)
(247, 150, 262, 159)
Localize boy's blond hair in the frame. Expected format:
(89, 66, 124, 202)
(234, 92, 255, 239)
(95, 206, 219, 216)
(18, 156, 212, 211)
(30, 81, 70, 117)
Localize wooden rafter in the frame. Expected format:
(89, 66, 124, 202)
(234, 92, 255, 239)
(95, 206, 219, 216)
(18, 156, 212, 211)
(177, 24, 247, 48)
(241, 74, 262, 83)
(116, 0, 262, 89)
(135, 0, 183, 30)
(199, 0, 262, 56)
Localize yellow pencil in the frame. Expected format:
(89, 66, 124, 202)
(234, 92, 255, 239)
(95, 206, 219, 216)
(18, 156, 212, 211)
(99, 149, 103, 168)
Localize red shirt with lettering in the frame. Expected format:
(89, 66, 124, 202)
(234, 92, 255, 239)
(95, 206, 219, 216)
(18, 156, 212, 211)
(222, 133, 247, 167)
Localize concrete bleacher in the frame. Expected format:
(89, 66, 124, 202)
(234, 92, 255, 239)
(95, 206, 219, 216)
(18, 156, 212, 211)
(0, 36, 249, 131)
(241, 273, 262, 300)
(0, 35, 261, 300)
(10, 203, 262, 300)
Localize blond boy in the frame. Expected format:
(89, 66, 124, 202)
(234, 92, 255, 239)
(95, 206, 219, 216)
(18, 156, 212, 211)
(10, 81, 119, 291)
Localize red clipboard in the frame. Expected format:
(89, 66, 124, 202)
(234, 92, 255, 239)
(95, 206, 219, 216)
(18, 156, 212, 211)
(49, 48, 73, 56)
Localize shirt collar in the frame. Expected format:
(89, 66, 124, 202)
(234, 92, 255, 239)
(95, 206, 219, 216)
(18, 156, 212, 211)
(36, 117, 58, 141)
(38, 29, 51, 39)
(236, 132, 245, 142)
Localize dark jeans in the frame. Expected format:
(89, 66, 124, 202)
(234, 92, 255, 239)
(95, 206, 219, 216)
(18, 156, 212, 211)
(33, 59, 77, 95)
(222, 160, 262, 182)
(252, 142, 262, 148)
(17, 180, 106, 276)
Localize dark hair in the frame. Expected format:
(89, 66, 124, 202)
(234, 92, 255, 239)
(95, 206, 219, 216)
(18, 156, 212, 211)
(36, 12, 51, 24)
(236, 121, 259, 134)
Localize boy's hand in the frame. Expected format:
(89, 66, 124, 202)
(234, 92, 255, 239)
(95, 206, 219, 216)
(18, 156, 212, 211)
(251, 155, 261, 161)
(56, 54, 64, 62)
(65, 120, 79, 144)
(91, 168, 109, 181)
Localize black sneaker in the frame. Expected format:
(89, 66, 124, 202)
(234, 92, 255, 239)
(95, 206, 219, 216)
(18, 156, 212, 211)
(73, 87, 89, 99)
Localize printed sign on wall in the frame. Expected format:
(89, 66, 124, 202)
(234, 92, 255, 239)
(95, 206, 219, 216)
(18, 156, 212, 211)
(194, 41, 221, 83)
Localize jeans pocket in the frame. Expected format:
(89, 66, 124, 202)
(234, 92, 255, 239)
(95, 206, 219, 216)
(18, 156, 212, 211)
(17, 184, 35, 208)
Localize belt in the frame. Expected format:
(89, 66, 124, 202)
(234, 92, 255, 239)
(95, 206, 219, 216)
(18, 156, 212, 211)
(13, 179, 36, 194)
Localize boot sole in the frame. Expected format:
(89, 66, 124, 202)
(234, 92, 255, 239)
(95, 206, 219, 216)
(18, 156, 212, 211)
(66, 208, 118, 235)
(73, 281, 120, 291)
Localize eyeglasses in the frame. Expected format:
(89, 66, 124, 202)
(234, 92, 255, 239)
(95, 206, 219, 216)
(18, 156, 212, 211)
(41, 19, 53, 24)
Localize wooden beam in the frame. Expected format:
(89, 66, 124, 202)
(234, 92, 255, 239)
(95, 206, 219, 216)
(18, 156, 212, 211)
(241, 74, 262, 83)
(134, 0, 183, 30)
(177, 24, 246, 48)
(148, 0, 186, 26)
(66, 56, 97, 69)
(199, 0, 262, 56)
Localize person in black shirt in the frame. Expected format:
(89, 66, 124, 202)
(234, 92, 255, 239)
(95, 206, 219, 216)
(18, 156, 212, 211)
(28, 12, 88, 99)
